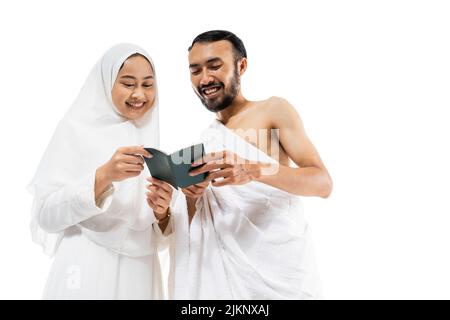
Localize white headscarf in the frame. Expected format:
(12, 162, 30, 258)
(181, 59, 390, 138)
(27, 43, 160, 257)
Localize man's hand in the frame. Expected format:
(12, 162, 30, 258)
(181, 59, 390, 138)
(181, 180, 210, 198)
(189, 150, 263, 187)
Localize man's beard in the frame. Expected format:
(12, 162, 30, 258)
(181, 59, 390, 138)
(196, 68, 240, 113)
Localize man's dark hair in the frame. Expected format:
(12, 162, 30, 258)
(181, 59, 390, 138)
(188, 30, 247, 62)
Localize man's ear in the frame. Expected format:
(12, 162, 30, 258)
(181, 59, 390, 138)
(238, 58, 247, 76)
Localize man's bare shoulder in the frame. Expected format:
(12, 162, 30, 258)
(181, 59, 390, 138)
(259, 96, 301, 127)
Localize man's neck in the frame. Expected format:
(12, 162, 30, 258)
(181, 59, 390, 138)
(216, 93, 248, 124)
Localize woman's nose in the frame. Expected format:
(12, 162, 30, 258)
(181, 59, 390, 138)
(131, 89, 145, 99)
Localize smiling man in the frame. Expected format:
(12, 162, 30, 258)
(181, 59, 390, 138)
(169, 30, 332, 300)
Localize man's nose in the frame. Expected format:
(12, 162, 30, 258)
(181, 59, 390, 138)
(199, 71, 214, 86)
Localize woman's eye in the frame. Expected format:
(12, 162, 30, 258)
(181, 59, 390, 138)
(122, 83, 134, 87)
(143, 84, 153, 88)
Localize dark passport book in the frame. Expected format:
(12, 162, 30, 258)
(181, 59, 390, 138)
(143, 143, 206, 189)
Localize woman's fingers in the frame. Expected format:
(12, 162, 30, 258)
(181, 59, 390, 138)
(121, 154, 145, 165)
(146, 192, 169, 209)
(123, 163, 144, 172)
(119, 145, 152, 158)
(146, 177, 172, 193)
(146, 185, 171, 202)
(147, 196, 160, 211)
(123, 171, 141, 179)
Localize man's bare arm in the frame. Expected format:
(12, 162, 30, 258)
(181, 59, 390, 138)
(188, 98, 332, 198)
(255, 97, 333, 198)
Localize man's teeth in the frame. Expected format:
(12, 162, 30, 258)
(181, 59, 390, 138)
(204, 87, 220, 95)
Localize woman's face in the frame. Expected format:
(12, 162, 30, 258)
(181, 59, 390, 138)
(112, 54, 156, 120)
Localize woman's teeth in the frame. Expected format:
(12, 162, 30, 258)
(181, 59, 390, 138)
(127, 101, 145, 109)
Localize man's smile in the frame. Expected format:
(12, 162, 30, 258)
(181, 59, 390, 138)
(201, 84, 223, 99)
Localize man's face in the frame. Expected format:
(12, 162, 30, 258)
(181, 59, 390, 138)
(188, 40, 240, 112)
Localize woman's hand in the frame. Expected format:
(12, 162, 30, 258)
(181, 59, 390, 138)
(95, 145, 152, 200)
(145, 177, 173, 220)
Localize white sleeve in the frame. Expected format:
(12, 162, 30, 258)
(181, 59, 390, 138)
(36, 171, 114, 233)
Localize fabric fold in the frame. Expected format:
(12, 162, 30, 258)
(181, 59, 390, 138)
(171, 120, 321, 299)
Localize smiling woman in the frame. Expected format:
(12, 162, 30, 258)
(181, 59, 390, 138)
(26, 43, 175, 299)
(112, 53, 156, 120)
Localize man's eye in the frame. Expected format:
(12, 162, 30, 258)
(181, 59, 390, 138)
(190, 70, 201, 75)
(210, 65, 221, 70)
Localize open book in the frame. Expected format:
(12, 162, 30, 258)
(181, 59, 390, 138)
(143, 143, 206, 189)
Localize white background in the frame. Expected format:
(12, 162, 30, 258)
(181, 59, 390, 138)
(1, 0, 449, 299)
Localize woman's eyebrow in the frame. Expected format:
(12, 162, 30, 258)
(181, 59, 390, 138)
(120, 75, 154, 80)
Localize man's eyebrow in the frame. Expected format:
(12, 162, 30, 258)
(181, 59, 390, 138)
(189, 57, 223, 69)
(206, 57, 222, 64)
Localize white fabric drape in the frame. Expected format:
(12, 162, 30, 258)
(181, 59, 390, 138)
(170, 120, 322, 299)
(27, 43, 161, 257)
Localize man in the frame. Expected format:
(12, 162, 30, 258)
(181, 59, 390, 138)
(170, 30, 332, 299)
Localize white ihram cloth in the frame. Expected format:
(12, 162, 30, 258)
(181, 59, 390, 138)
(26, 43, 172, 299)
(169, 120, 321, 299)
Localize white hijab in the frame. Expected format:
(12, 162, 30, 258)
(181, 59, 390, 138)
(27, 43, 160, 257)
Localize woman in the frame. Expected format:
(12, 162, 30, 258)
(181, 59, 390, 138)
(27, 43, 174, 299)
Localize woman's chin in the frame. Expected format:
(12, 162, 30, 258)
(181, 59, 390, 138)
(124, 106, 152, 120)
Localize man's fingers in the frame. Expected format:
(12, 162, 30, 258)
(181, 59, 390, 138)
(211, 176, 234, 187)
(181, 189, 194, 197)
(191, 151, 229, 167)
(183, 190, 201, 198)
(189, 162, 231, 176)
(209, 168, 234, 180)
(182, 187, 202, 197)
(184, 185, 205, 195)
(195, 180, 210, 188)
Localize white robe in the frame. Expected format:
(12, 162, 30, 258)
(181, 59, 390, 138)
(170, 120, 321, 299)
(27, 44, 170, 300)
(36, 171, 171, 299)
